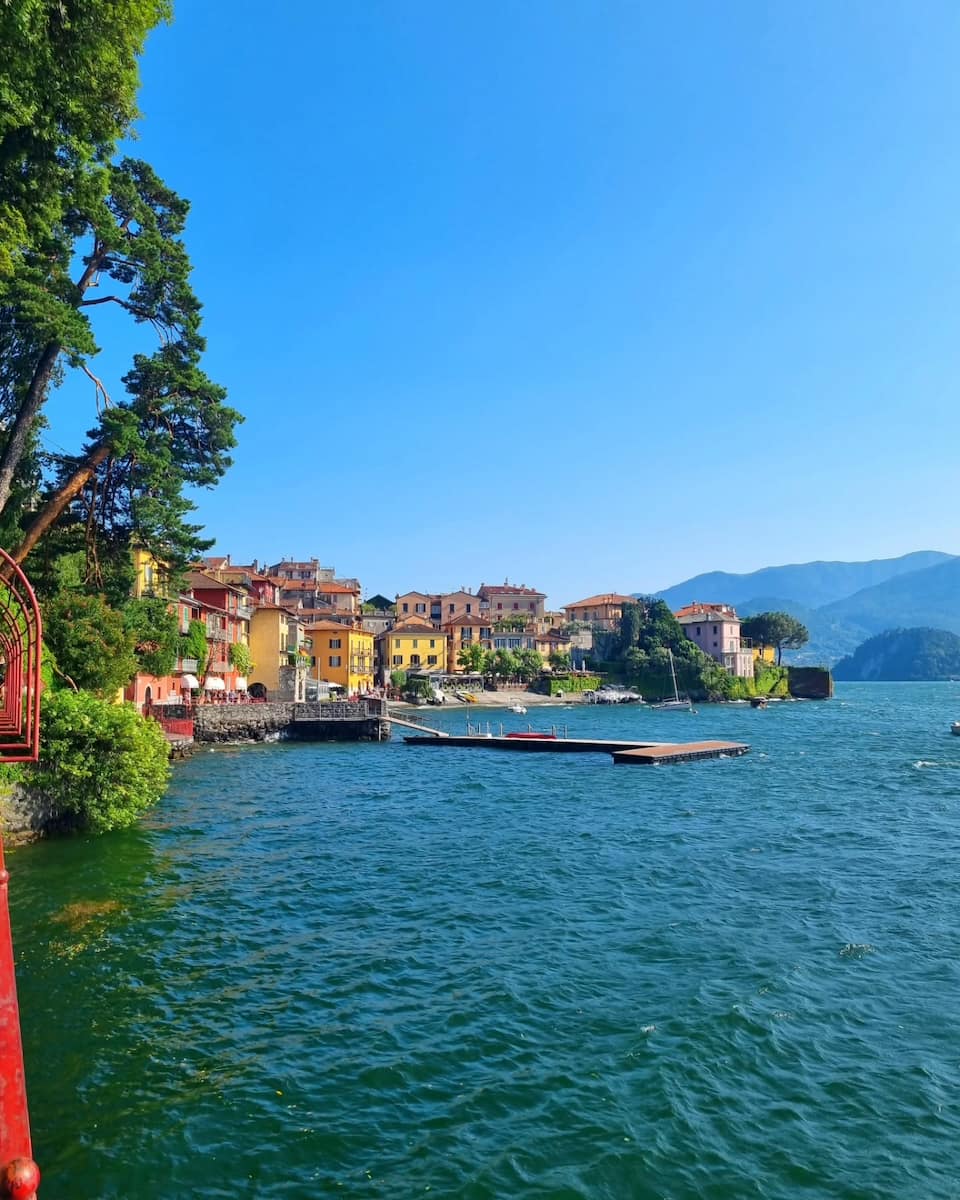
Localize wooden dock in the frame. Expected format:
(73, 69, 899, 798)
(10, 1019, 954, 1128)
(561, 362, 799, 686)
(612, 740, 749, 765)
(404, 734, 748, 764)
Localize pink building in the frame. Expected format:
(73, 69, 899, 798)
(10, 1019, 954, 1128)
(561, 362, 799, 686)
(675, 603, 754, 678)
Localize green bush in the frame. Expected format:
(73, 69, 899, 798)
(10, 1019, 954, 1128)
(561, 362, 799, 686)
(229, 642, 253, 674)
(26, 691, 170, 832)
(42, 592, 138, 695)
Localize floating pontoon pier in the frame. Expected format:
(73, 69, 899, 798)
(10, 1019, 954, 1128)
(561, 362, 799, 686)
(403, 733, 748, 765)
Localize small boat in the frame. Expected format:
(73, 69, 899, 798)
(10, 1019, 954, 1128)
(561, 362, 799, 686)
(951, 721, 960, 736)
(650, 649, 695, 712)
(750, 697, 768, 709)
(454, 691, 478, 703)
(505, 731, 557, 740)
(509, 704, 527, 714)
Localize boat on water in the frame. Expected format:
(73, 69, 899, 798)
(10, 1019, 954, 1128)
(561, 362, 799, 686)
(509, 704, 527, 714)
(584, 685, 643, 705)
(951, 721, 960, 736)
(650, 650, 696, 712)
(505, 731, 557, 740)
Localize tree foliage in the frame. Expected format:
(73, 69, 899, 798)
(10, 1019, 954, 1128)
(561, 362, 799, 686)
(42, 591, 138, 694)
(124, 595, 179, 678)
(176, 617, 208, 677)
(833, 627, 960, 681)
(229, 642, 253, 675)
(27, 690, 169, 832)
(741, 612, 809, 664)
(457, 642, 486, 674)
(0, 12, 240, 577)
(0, 0, 171, 275)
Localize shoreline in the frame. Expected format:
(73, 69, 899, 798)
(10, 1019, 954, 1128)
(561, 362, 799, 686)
(393, 688, 581, 712)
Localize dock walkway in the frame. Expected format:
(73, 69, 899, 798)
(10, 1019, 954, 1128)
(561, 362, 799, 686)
(404, 734, 748, 765)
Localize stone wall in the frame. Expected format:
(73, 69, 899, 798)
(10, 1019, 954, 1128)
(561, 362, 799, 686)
(0, 783, 58, 838)
(787, 666, 834, 699)
(191, 700, 390, 743)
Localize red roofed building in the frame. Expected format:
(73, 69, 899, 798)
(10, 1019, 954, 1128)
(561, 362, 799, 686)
(563, 593, 637, 631)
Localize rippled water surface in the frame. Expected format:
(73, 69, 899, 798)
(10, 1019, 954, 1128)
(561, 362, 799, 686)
(11, 683, 960, 1198)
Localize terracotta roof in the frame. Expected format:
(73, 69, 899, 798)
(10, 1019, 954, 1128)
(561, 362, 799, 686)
(564, 593, 636, 609)
(441, 613, 487, 627)
(479, 583, 545, 597)
(318, 581, 359, 594)
(306, 621, 371, 635)
(676, 607, 739, 623)
(186, 569, 245, 595)
(381, 622, 437, 636)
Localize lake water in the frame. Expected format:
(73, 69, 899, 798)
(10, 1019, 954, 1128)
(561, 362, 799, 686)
(10, 683, 960, 1198)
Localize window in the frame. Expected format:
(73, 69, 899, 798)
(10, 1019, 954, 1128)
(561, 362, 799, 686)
(449, 603, 455, 613)
(428, 655, 438, 665)
(416, 602, 426, 613)
(329, 655, 341, 667)
(696, 626, 701, 636)
(412, 639, 419, 648)
(466, 603, 472, 613)
(497, 602, 502, 609)
(311, 655, 317, 667)
(410, 654, 421, 666)
(392, 654, 403, 666)
(513, 602, 519, 610)
(429, 639, 436, 648)
(394, 638, 401, 649)
(330, 638, 341, 649)
(402, 603, 409, 613)
(713, 626, 718, 634)
(529, 602, 534, 610)
(712, 641, 718, 649)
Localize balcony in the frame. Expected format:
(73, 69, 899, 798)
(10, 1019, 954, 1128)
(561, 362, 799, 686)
(178, 658, 199, 673)
(206, 625, 228, 641)
(237, 603, 253, 621)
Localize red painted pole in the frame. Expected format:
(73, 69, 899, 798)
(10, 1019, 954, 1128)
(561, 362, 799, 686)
(0, 842, 38, 1200)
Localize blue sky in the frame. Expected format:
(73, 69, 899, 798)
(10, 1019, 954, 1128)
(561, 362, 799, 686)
(47, 1, 960, 607)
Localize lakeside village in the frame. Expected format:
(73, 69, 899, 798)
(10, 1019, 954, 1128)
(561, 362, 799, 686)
(125, 551, 831, 740)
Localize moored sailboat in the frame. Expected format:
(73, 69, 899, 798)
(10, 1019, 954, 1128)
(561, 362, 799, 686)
(650, 649, 695, 711)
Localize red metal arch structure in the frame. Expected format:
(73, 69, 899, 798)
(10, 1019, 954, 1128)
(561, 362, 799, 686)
(0, 549, 42, 1200)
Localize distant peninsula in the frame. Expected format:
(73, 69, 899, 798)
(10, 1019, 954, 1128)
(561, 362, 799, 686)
(832, 628, 960, 681)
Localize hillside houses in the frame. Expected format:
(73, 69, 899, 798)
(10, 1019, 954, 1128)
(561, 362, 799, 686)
(125, 553, 762, 706)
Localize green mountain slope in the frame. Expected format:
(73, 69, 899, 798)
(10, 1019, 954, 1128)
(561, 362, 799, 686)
(818, 557, 960, 638)
(833, 628, 960, 681)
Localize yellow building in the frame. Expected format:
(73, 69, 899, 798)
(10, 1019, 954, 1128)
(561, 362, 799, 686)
(249, 604, 309, 701)
(308, 622, 375, 694)
(377, 620, 448, 680)
(131, 546, 168, 598)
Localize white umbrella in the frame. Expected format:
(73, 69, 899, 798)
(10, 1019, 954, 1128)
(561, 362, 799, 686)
(235, 677, 248, 691)
(204, 677, 226, 691)
(181, 674, 200, 690)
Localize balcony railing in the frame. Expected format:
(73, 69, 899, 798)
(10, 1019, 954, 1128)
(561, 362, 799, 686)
(206, 625, 228, 641)
(237, 603, 253, 620)
(178, 658, 199, 673)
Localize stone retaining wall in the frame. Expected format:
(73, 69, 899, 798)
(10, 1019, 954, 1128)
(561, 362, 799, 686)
(191, 701, 389, 743)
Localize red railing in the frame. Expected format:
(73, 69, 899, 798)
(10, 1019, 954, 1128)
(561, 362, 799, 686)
(0, 549, 42, 1198)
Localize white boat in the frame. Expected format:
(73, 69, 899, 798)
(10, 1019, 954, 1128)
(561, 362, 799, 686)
(509, 704, 527, 714)
(951, 721, 960, 736)
(651, 649, 696, 712)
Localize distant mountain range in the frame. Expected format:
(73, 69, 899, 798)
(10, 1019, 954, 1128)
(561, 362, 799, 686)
(642, 551, 960, 665)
